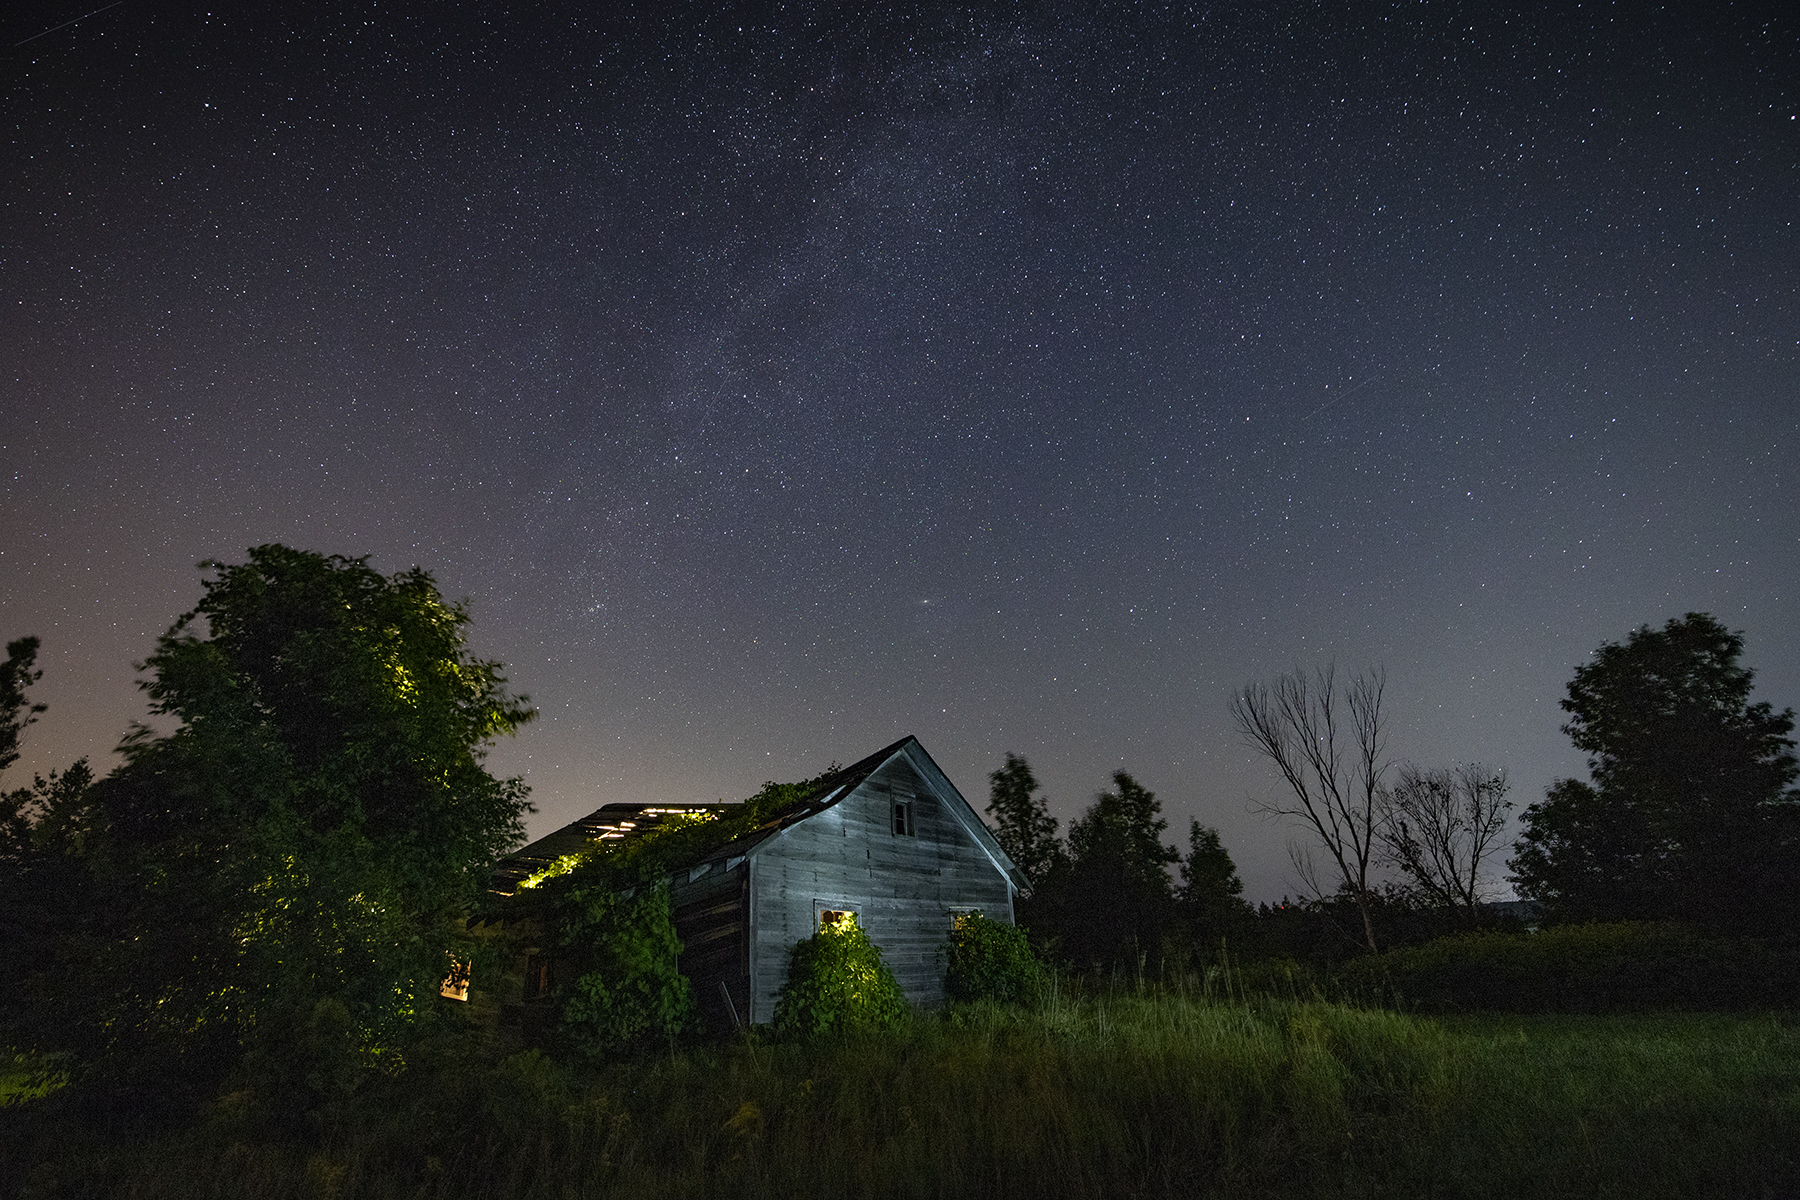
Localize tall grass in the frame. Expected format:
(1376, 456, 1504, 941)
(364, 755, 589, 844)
(5, 992, 1797, 1199)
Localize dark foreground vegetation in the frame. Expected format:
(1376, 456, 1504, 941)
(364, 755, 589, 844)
(5, 553, 1799, 1197)
(5, 984, 1798, 1200)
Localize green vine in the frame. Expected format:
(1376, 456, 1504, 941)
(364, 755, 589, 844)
(774, 913, 907, 1037)
(551, 876, 691, 1059)
(511, 767, 843, 1057)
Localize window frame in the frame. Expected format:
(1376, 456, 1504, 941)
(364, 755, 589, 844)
(813, 897, 863, 928)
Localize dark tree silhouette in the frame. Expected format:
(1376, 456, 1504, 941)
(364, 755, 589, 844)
(1177, 820, 1253, 953)
(1380, 763, 1512, 921)
(1057, 770, 1179, 969)
(985, 752, 1064, 888)
(1511, 613, 1799, 932)
(1231, 665, 1389, 951)
(0, 636, 46, 775)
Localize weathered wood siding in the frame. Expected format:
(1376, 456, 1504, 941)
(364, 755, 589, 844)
(669, 858, 749, 1033)
(746, 754, 1015, 1022)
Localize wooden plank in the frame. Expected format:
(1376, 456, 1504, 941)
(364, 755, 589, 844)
(743, 765, 1019, 1016)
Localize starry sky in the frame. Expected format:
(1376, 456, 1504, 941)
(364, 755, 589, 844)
(4, 1, 1797, 902)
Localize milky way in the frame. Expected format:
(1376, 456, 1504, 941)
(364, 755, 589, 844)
(4, 2, 1796, 900)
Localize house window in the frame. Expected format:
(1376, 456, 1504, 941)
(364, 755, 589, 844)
(525, 954, 553, 1001)
(819, 908, 858, 928)
(892, 799, 915, 836)
(439, 957, 471, 1002)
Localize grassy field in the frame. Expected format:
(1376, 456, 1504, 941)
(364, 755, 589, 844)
(4, 991, 1798, 1199)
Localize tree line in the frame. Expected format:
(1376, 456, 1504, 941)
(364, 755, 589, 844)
(984, 756, 1252, 971)
(987, 612, 1799, 966)
(4, 541, 1795, 1110)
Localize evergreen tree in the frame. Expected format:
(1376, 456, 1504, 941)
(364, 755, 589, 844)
(985, 752, 1064, 886)
(1177, 820, 1252, 952)
(1058, 771, 1179, 969)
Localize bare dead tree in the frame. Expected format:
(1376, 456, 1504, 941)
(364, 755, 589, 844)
(1229, 665, 1388, 952)
(1379, 763, 1512, 920)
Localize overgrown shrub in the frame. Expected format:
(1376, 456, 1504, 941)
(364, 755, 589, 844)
(773, 914, 906, 1036)
(943, 911, 1046, 1004)
(551, 877, 693, 1058)
(503, 771, 851, 1058)
(1339, 921, 1800, 1012)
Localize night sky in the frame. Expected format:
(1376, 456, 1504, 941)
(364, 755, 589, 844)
(5, 2, 1796, 902)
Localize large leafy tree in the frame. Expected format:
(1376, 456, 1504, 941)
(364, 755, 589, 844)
(3, 546, 534, 1104)
(1511, 613, 1799, 932)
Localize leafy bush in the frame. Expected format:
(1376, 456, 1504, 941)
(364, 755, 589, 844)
(1338, 921, 1800, 1012)
(551, 877, 694, 1059)
(505, 770, 850, 1057)
(943, 911, 1046, 1004)
(773, 914, 906, 1036)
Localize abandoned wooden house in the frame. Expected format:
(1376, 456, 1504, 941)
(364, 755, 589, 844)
(491, 735, 1028, 1029)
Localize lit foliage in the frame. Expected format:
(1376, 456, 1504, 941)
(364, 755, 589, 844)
(553, 878, 693, 1058)
(774, 913, 907, 1037)
(511, 768, 846, 1058)
(1, 546, 534, 1108)
(516, 820, 710, 1059)
(526, 773, 841, 890)
(515, 851, 599, 891)
(942, 911, 1046, 1005)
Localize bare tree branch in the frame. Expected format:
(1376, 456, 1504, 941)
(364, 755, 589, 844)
(1379, 763, 1513, 919)
(1231, 665, 1389, 951)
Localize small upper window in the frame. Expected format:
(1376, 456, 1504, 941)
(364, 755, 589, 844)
(892, 799, 915, 836)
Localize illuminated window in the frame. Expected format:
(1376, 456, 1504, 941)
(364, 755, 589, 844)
(819, 908, 857, 927)
(892, 799, 915, 836)
(439, 958, 472, 1002)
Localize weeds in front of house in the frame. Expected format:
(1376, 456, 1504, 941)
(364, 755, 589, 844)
(5, 981, 1798, 1200)
(0, 1053, 65, 1109)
